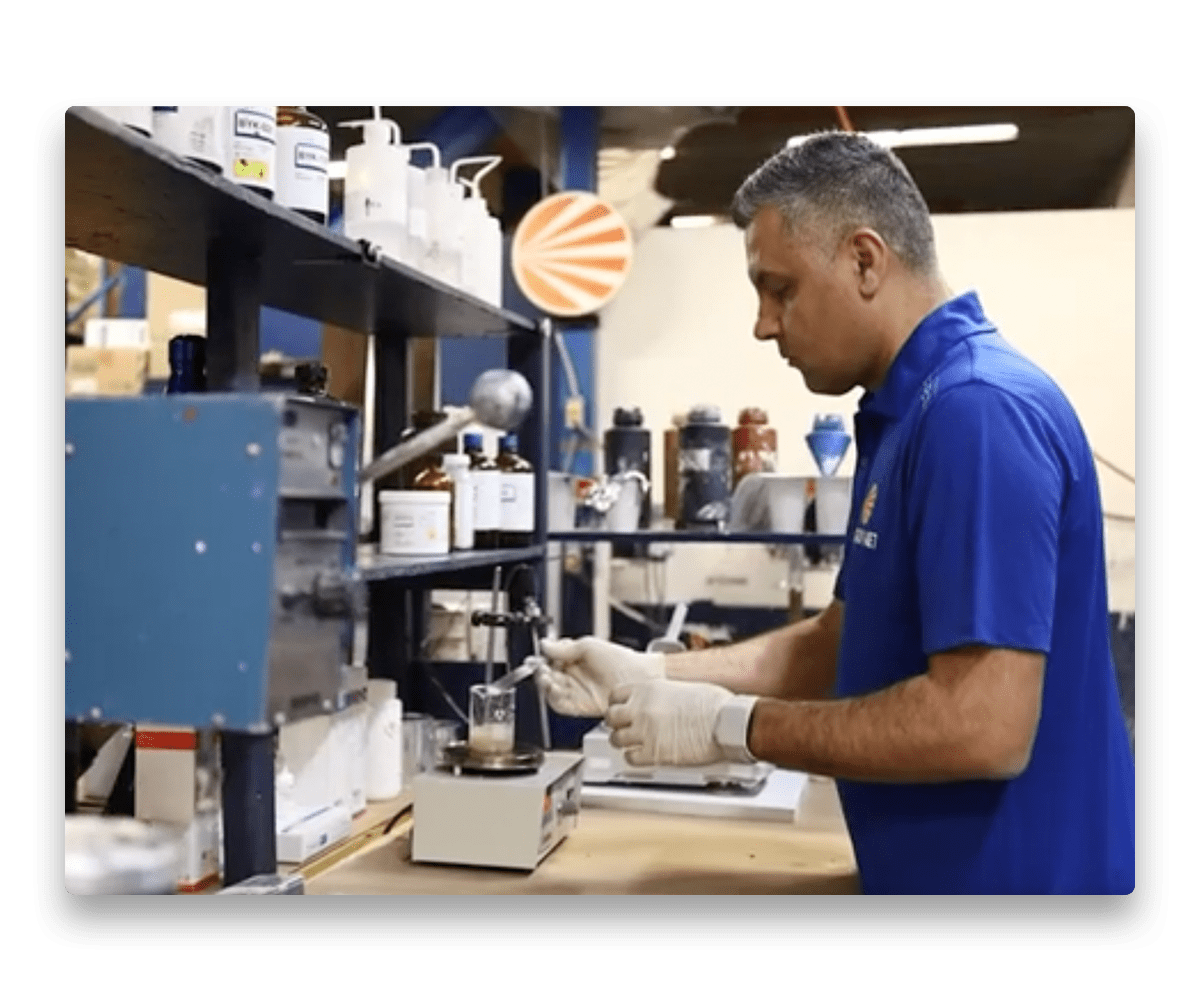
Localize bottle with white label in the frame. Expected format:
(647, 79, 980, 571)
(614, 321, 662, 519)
(152, 107, 223, 172)
(464, 433, 500, 549)
(497, 434, 535, 548)
(275, 106, 329, 224)
(224, 106, 277, 200)
(442, 453, 474, 551)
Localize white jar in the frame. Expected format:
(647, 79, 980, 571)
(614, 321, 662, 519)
(379, 490, 450, 555)
(152, 106, 223, 172)
(92, 106, 152, 136)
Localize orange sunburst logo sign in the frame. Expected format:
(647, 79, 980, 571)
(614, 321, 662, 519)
(511, 191, 634, 317)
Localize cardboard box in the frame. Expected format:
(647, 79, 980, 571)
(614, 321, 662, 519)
(66, 346, 148, 397)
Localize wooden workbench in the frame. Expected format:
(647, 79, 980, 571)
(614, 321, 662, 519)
(303, 775, 860, 895)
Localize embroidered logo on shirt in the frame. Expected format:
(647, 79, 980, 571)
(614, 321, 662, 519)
(854, 483, 879, 549)
(860, 483, 878, 525)
(919, 375, 938, 412)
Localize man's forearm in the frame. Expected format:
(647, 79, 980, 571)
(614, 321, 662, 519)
(663, 612, 839, 701)
(748, 673, 1024, 783)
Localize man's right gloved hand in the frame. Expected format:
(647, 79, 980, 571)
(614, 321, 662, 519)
(536, 637, 667, 717)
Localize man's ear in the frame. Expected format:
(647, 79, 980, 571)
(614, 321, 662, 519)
(850, 228, 887, 298)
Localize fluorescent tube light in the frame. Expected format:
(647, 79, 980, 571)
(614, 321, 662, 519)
(670, 214, 721, 228)
(788, 123, 1019, 150)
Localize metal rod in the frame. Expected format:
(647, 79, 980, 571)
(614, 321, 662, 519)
(485, 565, 501, 687)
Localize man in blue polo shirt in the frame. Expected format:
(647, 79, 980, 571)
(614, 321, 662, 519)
(537, 131, 1134, 894)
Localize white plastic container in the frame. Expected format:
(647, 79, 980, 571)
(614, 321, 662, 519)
(405, 142, 439, 276)
(442, 454, 475, 550)
(451, 156, 503, 302)
(423, 163, 462, 285)
(379, 490, 451, 555)
(224, 106, 277, 198)
(365, 680, 402, 801)
(151, 106, 223, 172)
(341, 106, 408, 262)
(92, 106, 152, 136)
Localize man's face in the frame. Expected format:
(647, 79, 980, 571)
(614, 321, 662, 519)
(745, 205, 872, 396)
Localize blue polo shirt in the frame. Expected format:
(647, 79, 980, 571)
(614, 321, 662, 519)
(832, 290, 1134, 894)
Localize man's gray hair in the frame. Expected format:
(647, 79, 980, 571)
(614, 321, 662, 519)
(731, 131, 938, 275)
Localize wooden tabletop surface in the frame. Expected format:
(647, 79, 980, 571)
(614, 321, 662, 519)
(304, 774, 859, 896)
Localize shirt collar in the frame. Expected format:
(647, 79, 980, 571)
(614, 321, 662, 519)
(858, 290, 996, 420)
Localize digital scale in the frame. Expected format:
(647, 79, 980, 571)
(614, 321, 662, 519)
(410, 745, 584, 872)
(581, 723, 773, 791)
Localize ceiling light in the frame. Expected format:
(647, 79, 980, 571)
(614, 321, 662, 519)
(327, 160, 347, 181)
(670, 214, 721, 229)
(660, 145, 677, 160)
(788, 123, 1019, 150)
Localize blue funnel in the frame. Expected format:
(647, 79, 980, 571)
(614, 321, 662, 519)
(806, 415, 851, 477)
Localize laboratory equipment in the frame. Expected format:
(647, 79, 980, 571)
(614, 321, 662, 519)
(358, 369, 533, 486)
(677, 404, 732, 530)
(66, 392, 362, 731)
(468, 683, 516, 755)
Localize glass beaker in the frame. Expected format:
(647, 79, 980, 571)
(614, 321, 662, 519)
(468, 684, 515, 755)
(402, 713, 432, 789)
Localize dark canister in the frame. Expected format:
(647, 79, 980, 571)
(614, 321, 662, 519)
(677, 404, 732, 530)
(166, 334, 207, 394)
(604, 407, 651, 554)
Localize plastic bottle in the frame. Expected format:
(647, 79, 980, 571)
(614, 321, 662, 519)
(663, 412, 688, 526)
(365, 680, 402, 802)
(224, 106, 277, 200)
(151, 107, 222, 172)
(732, 407, 778, 488)
(678, 404, 732, 530)
(450, 156, 503, 301)
(340, 106, 408, 262)
(442, 453, 475, 551)
(497, 434, 535, 548)
(404, 142, 440, 276)
(464, 432, 501, 549)
(276, 106, 330, 225)
(166, 335, 207, 393)
(423, 160, 462, 285)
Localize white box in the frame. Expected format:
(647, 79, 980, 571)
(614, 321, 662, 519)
(276, 806, 352, 864)
(84, 317, 150, 349)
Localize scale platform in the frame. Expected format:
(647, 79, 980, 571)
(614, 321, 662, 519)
(581, 723, 773, 791)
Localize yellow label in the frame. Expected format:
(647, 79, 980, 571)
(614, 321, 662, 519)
(234, 158, 269, 181)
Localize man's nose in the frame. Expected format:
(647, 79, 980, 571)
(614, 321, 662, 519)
(754, 309, 781, 341)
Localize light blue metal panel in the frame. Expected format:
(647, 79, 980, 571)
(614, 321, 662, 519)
(66, 395, 283, 729)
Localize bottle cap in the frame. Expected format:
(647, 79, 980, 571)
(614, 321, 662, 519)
(613, 407, 644, 427)
(687, 404, 722, 424)
(738, 407, 768, 425)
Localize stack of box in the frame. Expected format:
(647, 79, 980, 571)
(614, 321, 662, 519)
(133, 725, 222, 893)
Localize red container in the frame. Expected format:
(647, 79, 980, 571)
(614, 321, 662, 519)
(732, 407, 778, 488)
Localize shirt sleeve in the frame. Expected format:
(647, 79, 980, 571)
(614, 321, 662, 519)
(908, 383, 1063, 657)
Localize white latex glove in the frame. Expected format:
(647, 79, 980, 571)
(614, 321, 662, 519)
(605, 679, 734, 768)
(536, 637, 666, 717)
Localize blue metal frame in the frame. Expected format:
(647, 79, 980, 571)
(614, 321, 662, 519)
(552, 107, 600, 478)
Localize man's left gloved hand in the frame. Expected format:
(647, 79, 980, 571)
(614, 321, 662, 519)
(605, 679, 759, 768)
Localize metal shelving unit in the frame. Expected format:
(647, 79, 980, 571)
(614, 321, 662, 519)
(64, 107, 551, 884)
(548, 530, 847, 546)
